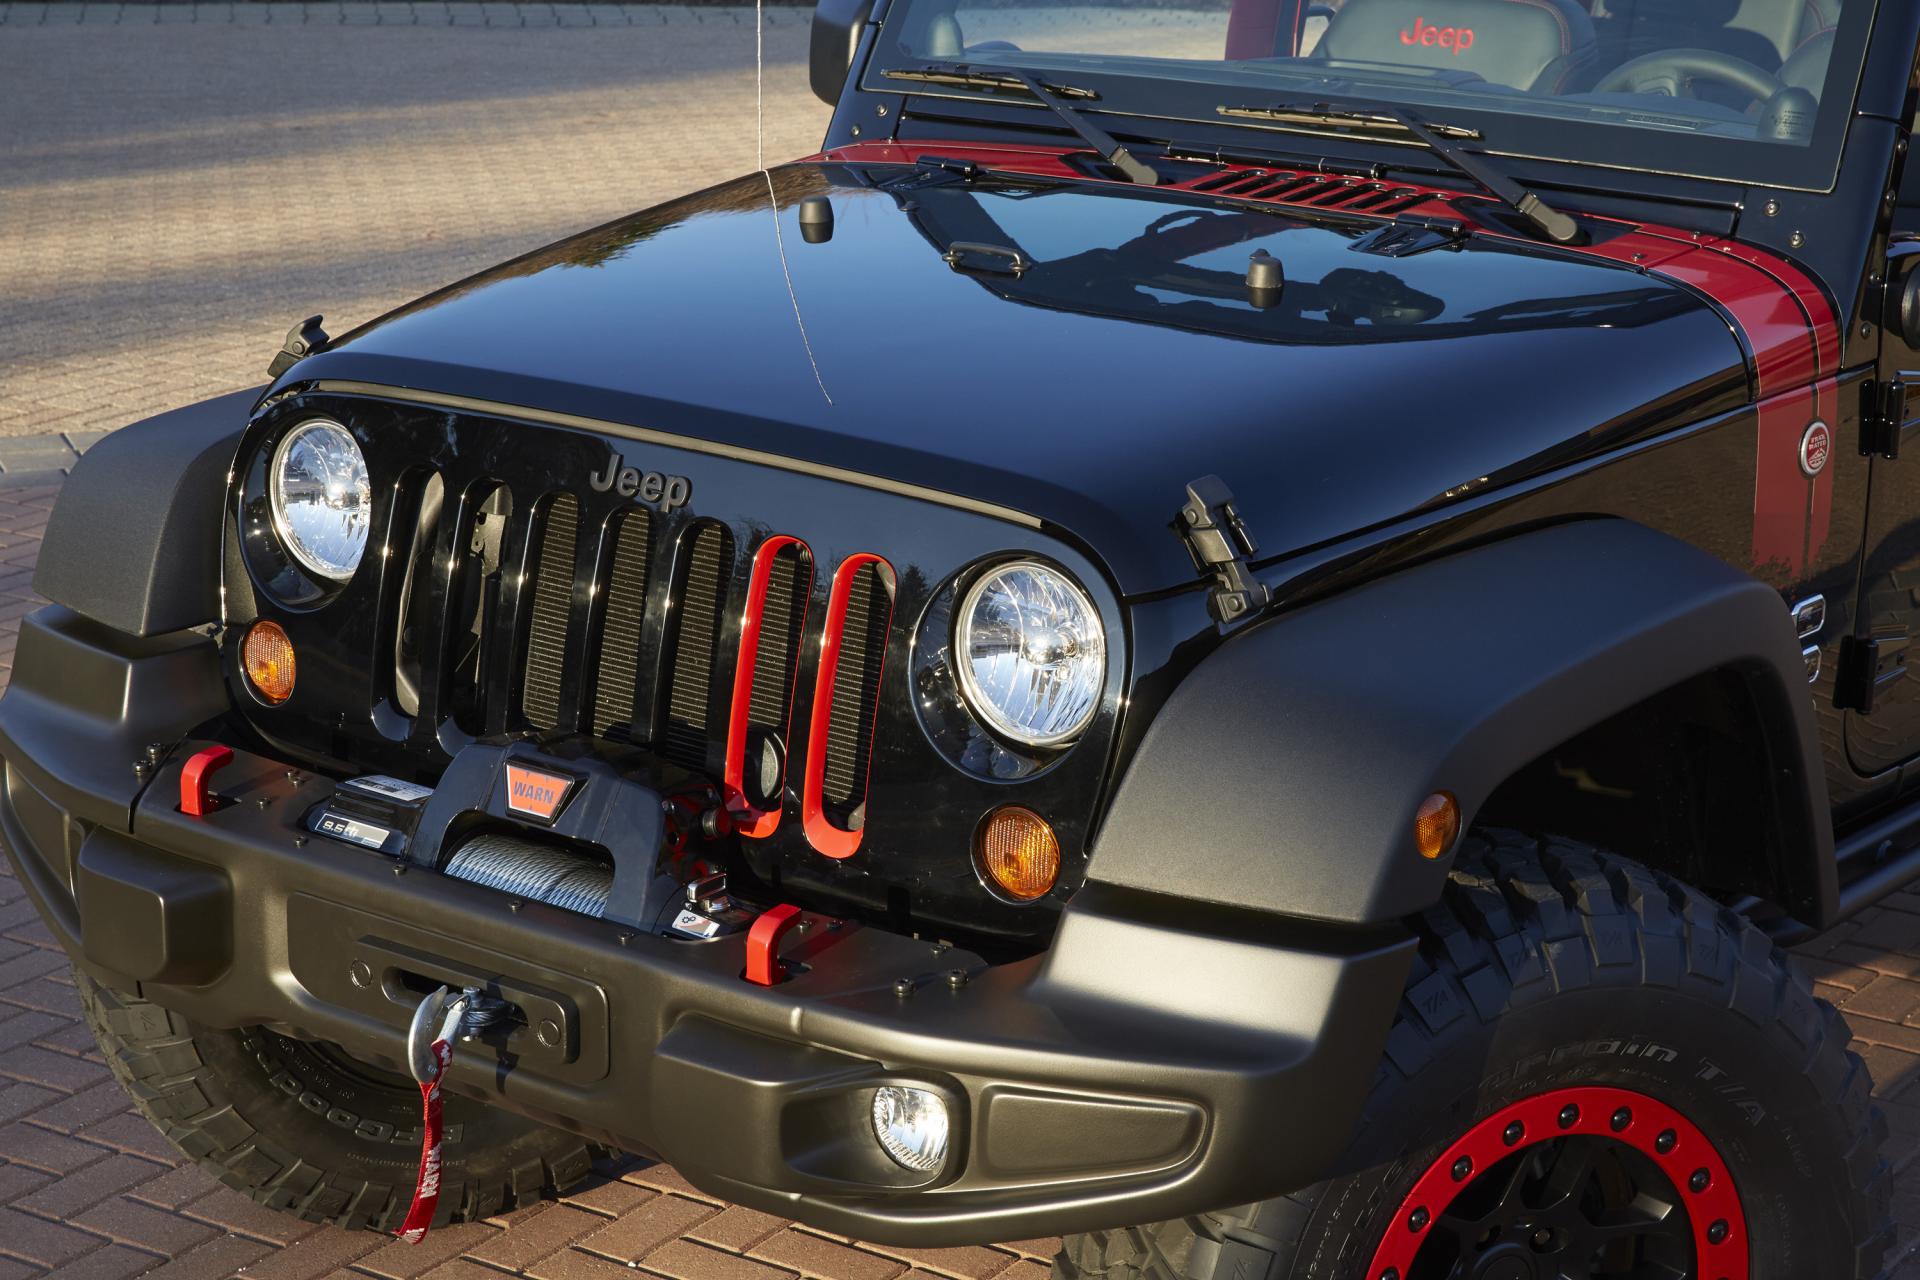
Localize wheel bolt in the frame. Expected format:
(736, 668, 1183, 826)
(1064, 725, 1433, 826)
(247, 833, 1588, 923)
(1408, 1206, 1430, 1233)
(1610, 1107, 1632, 1132)
(1707, 1219, 1730, 1245)
(1380, 1271, 1399, 1280)
(1689, 1168, 1711, 1193)
(1451, 1156, 1472, 1182)
(1557, 1104, 1579, 1129)
(1656, 1129, 1677, 1155)
(1503, 1120, 1525, 1146)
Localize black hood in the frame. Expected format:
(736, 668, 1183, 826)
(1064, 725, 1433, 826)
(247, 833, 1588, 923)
(294, 162, 1751, 595)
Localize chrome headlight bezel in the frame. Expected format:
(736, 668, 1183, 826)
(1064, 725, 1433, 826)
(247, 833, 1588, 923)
(267, 418, 371, 584)
(953, 559, 1107, 749)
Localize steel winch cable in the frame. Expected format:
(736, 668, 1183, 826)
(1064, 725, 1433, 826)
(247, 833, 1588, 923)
(443, 833, 613, 919)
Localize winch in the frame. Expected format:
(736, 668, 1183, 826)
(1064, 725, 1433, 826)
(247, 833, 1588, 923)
(302, 738, 758, 939)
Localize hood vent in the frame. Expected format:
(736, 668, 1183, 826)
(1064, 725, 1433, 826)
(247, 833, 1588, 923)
(1182, 167, 1431, 216)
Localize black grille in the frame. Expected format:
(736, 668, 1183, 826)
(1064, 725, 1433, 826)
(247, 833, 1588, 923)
(821, 562, 892, 820)
(659, 523, 733, 770)
(591, 512, 652, 739)
(384, 463, 894, 852)
(522, 494, 579, 731)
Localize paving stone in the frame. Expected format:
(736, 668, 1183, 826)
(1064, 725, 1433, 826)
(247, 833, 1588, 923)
(579, 1194, 719, 1262)
(75, 1195, 221, 1255)
(0, 1206, 111, 1266)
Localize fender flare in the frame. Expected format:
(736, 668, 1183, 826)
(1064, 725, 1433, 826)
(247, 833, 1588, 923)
(33, 388, 259, 637)
(1090, 519, 1833, 926)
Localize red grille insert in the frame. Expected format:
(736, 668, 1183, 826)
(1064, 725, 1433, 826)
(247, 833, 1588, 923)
(725, 536, 813, 838)
(802, 554, 895, 860)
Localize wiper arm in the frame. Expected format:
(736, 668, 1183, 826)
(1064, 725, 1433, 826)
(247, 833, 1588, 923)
(1217, 101, 1580, 244)
(885, 63, 1159, 186)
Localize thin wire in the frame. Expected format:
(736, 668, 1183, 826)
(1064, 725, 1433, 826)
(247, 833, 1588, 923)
(764, 171, 834, 406)
(755, 0, 764, 172)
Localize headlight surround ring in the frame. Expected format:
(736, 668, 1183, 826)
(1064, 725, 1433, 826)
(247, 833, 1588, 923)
(954, 560, 1106, 749)
(268, 418, 371, 583)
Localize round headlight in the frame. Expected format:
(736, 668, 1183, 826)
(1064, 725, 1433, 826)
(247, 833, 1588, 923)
(955, 561, 1105, 748)
(270, 420, 370, 583)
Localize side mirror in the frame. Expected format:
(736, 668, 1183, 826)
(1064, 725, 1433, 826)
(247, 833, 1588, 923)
(811, 0, 877, 106)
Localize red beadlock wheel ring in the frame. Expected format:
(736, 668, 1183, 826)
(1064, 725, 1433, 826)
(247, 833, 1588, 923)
(1365, 1085, 1748, 1280)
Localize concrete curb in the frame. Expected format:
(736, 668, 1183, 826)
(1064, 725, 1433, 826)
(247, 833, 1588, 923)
(0, 3, 809, 24)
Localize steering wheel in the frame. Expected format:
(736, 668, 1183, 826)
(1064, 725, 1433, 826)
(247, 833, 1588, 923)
(1593, 48, 1784, 104)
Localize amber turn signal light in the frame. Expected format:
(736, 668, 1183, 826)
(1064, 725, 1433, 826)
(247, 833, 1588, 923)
(243, 621, 296, 705)
(1415, 791, 1459, 860)
(976, 806, 1060, 902)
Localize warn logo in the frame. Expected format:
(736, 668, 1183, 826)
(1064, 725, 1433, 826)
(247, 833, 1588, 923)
(1401, 16, 1475, 54)
(504, 764, 577, 823)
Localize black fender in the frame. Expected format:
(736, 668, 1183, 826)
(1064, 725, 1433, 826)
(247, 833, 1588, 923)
(33, 388, 260, 637)
(1091, 519, 1833, 927)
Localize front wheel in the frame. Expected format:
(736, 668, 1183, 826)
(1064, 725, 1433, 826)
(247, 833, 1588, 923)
(1055, 833, 1893, 1280)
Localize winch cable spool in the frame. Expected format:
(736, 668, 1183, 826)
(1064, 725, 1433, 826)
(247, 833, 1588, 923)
(442, 833, 613, 919)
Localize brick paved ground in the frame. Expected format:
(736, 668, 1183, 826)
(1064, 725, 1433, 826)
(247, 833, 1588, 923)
(0, 3, 831, 439)
(7, 8, 1920, 1280)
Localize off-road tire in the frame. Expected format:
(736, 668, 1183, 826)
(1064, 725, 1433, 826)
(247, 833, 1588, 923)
(1054, 832, 1895, 1280)
(77, 972, 607, 1231)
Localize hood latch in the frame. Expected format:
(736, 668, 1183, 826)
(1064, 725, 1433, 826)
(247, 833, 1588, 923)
(267, 315, 331, 379)
(1179, 475, 1270, 629)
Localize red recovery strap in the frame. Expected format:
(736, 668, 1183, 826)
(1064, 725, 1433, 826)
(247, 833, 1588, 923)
(395, 1034, 452, 1243)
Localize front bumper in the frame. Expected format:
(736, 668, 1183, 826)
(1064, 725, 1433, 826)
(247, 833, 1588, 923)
(0, 605, 1414, 1244)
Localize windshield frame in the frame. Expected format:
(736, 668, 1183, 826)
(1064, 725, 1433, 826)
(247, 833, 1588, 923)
(858, 0, 1881, 194)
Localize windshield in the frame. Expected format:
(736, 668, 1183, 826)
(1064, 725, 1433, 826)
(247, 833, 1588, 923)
(864, 0, 1876, 190)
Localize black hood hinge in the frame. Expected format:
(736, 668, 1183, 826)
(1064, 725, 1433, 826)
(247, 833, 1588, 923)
(1179, 475, 1271, 629)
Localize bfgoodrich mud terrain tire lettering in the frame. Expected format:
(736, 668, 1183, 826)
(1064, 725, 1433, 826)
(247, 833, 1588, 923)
(1053, 833, 1894, 1280)
(77, 974, 607, 1231)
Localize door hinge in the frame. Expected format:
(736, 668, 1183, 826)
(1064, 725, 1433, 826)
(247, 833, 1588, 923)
(1861, 375, 1906, 459)
(1179, 475, 1271, 629)
(1834, 631, 1910, 713)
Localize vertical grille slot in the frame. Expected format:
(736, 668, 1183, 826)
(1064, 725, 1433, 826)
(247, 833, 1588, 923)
(659, 523, 734, 771)
(591, 512, 652, 740)
(802, 555, 895, 859)
(447, 484, 513, 734)
(388, 471, 444, 721)
(521, 493, 579, 732)
(749, 545, 809, 731)
(725, 537, 813, 836)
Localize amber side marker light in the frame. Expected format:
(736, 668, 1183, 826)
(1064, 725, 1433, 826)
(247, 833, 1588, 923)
(976, 806, 1061, 902)
(243, 621, 296, 705)
(1416, 791, 1460, 860)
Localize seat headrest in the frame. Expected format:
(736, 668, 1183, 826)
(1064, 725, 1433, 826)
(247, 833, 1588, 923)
(1317, 0, 1597, 93)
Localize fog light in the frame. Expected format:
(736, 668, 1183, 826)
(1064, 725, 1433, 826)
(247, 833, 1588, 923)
(871, 1086, 949, 1173)
(242, 621, 296, 704)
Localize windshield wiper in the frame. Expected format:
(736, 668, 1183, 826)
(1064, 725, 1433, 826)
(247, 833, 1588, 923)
(886, 63, 1159, 186)
(1218, 100, 1580, 244)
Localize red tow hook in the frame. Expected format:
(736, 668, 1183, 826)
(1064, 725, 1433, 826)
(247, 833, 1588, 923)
(179, 745, 234, 817)
(745, 904, 804, 986)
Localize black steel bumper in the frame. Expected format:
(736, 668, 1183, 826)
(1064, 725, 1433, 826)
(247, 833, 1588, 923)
(0, 605, 1414, 1245)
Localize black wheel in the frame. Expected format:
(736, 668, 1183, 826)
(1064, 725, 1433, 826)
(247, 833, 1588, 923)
(77, 972, 607, 1231)
(1054, 833, 1893, 1280)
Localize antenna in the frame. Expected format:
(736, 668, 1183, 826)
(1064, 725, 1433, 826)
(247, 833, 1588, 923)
(755, 0, 765, 171)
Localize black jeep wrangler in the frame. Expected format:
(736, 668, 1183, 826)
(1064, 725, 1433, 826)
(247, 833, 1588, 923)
(7, 0, 1918, 1275)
